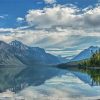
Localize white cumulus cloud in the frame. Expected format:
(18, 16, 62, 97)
(26, 5, 100, 33)
(44, 0, 56, 4)
(17, 17, 24, 22)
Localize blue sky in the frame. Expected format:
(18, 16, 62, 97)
(0, 0, 100, 57)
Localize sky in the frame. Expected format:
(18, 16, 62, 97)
(0, 0, 100, 58)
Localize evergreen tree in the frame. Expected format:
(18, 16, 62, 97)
(80, 50, 100, 67)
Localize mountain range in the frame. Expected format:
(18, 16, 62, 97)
(0, 40, 99, 67)
(0, 40, 61, 66)
(57, 46, 100, 69)
(72, 46, 100, 61)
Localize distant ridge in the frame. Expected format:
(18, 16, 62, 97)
(72, 46, 100, 61)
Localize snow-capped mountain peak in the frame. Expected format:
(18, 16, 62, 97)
(10, 40, 28, 50)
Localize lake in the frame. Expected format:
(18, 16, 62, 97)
(0, 65, 100, 100)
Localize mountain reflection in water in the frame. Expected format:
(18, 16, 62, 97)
(0, 65, 61, 92)
(0, 65, 100, 94)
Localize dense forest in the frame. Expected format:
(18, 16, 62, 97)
(80, 50, 100, 67)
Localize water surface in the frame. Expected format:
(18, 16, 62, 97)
(0, 65, 100, 100)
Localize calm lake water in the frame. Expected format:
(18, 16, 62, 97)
(0, 65, 100, 100)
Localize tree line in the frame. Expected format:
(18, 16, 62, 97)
(79, 49, 100, 67)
